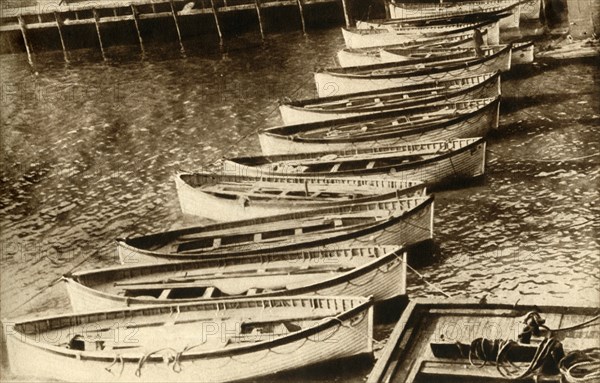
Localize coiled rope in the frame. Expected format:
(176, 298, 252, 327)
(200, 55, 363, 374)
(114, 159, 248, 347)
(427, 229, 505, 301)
(559, 348, 600, 383)
(466, 314, 600, 382)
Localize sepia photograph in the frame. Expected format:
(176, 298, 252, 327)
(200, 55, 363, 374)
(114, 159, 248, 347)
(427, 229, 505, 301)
(0, 0, 598, 382)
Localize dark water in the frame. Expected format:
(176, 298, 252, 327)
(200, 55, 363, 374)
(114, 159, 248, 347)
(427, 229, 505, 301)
(1, 28, 599, 381)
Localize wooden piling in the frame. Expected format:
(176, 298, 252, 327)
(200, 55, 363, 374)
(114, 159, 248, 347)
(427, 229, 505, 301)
(255, 0, 265, 40)
(340, 0, 352, 28)
(297, 0, 307, 34)
(209, 0, 224, 46)
(54, 12, 69, 63)
(92, 9, 107, 61)
(169, 0, 185, 53)
(383, 0, 391, 19)
(130, 5, 145, 54)
(17, 16, 34, 67)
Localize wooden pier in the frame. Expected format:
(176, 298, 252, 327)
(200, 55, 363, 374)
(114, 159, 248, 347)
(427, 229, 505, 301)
(0, 0, 356, 60)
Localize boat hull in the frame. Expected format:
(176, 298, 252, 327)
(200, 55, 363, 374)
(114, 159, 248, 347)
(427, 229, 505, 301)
(314, 48, 511, 97)
(231, 139, 486, 187)
(388, 1, 521, 29)
(66, 249, 407, 312)
(341, 25, 492, 50)
(355, 20, 500, 45)
(6, 297, 373, 383)
(175, 174, 425, 221)
(279, 74, 500, 125)
(117, 197, 435, 264)
(263, 100, 499, 154)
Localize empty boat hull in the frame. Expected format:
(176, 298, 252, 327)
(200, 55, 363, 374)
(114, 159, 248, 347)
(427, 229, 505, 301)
(388, 1, 521, 29)
(280, 74, 500, 125)
(379, 44, 531, 67)
(355, 18, 500, 44)
(66, 247, 408, 312)
(264, 101, 498, 155)
(175, 174, 425, 220)
(228, 139, 486, 188)
(6, 296, 373, 383)
(117, 197, 434, 264)
(341, 24, 493, 49)
(314, 47, 511, 97)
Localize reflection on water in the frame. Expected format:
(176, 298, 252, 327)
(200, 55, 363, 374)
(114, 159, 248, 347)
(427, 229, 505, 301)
(1, 28, 599, 382)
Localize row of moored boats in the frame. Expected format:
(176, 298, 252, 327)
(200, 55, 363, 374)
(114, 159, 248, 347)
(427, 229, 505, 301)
(6, 1, 599, 382)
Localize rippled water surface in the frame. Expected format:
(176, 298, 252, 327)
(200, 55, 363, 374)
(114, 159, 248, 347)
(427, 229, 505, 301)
(1, 28, 599, 382)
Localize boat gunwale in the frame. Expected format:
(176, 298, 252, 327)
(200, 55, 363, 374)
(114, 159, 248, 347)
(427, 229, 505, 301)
(176, 172, 424, 188)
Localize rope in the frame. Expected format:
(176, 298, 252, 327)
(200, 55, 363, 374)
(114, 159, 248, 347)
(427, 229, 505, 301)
(400, 255, 452, 298)
(549, 315, 600, 334)
(497, 338, 562, 380)
(559, 348, 600, 383)
(135, 347, 177, 377)
(327, 316, 385, 347)
(172, 342, 206, 373)
(465, 312, 600, 382)
(104, 354, 124, 377)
